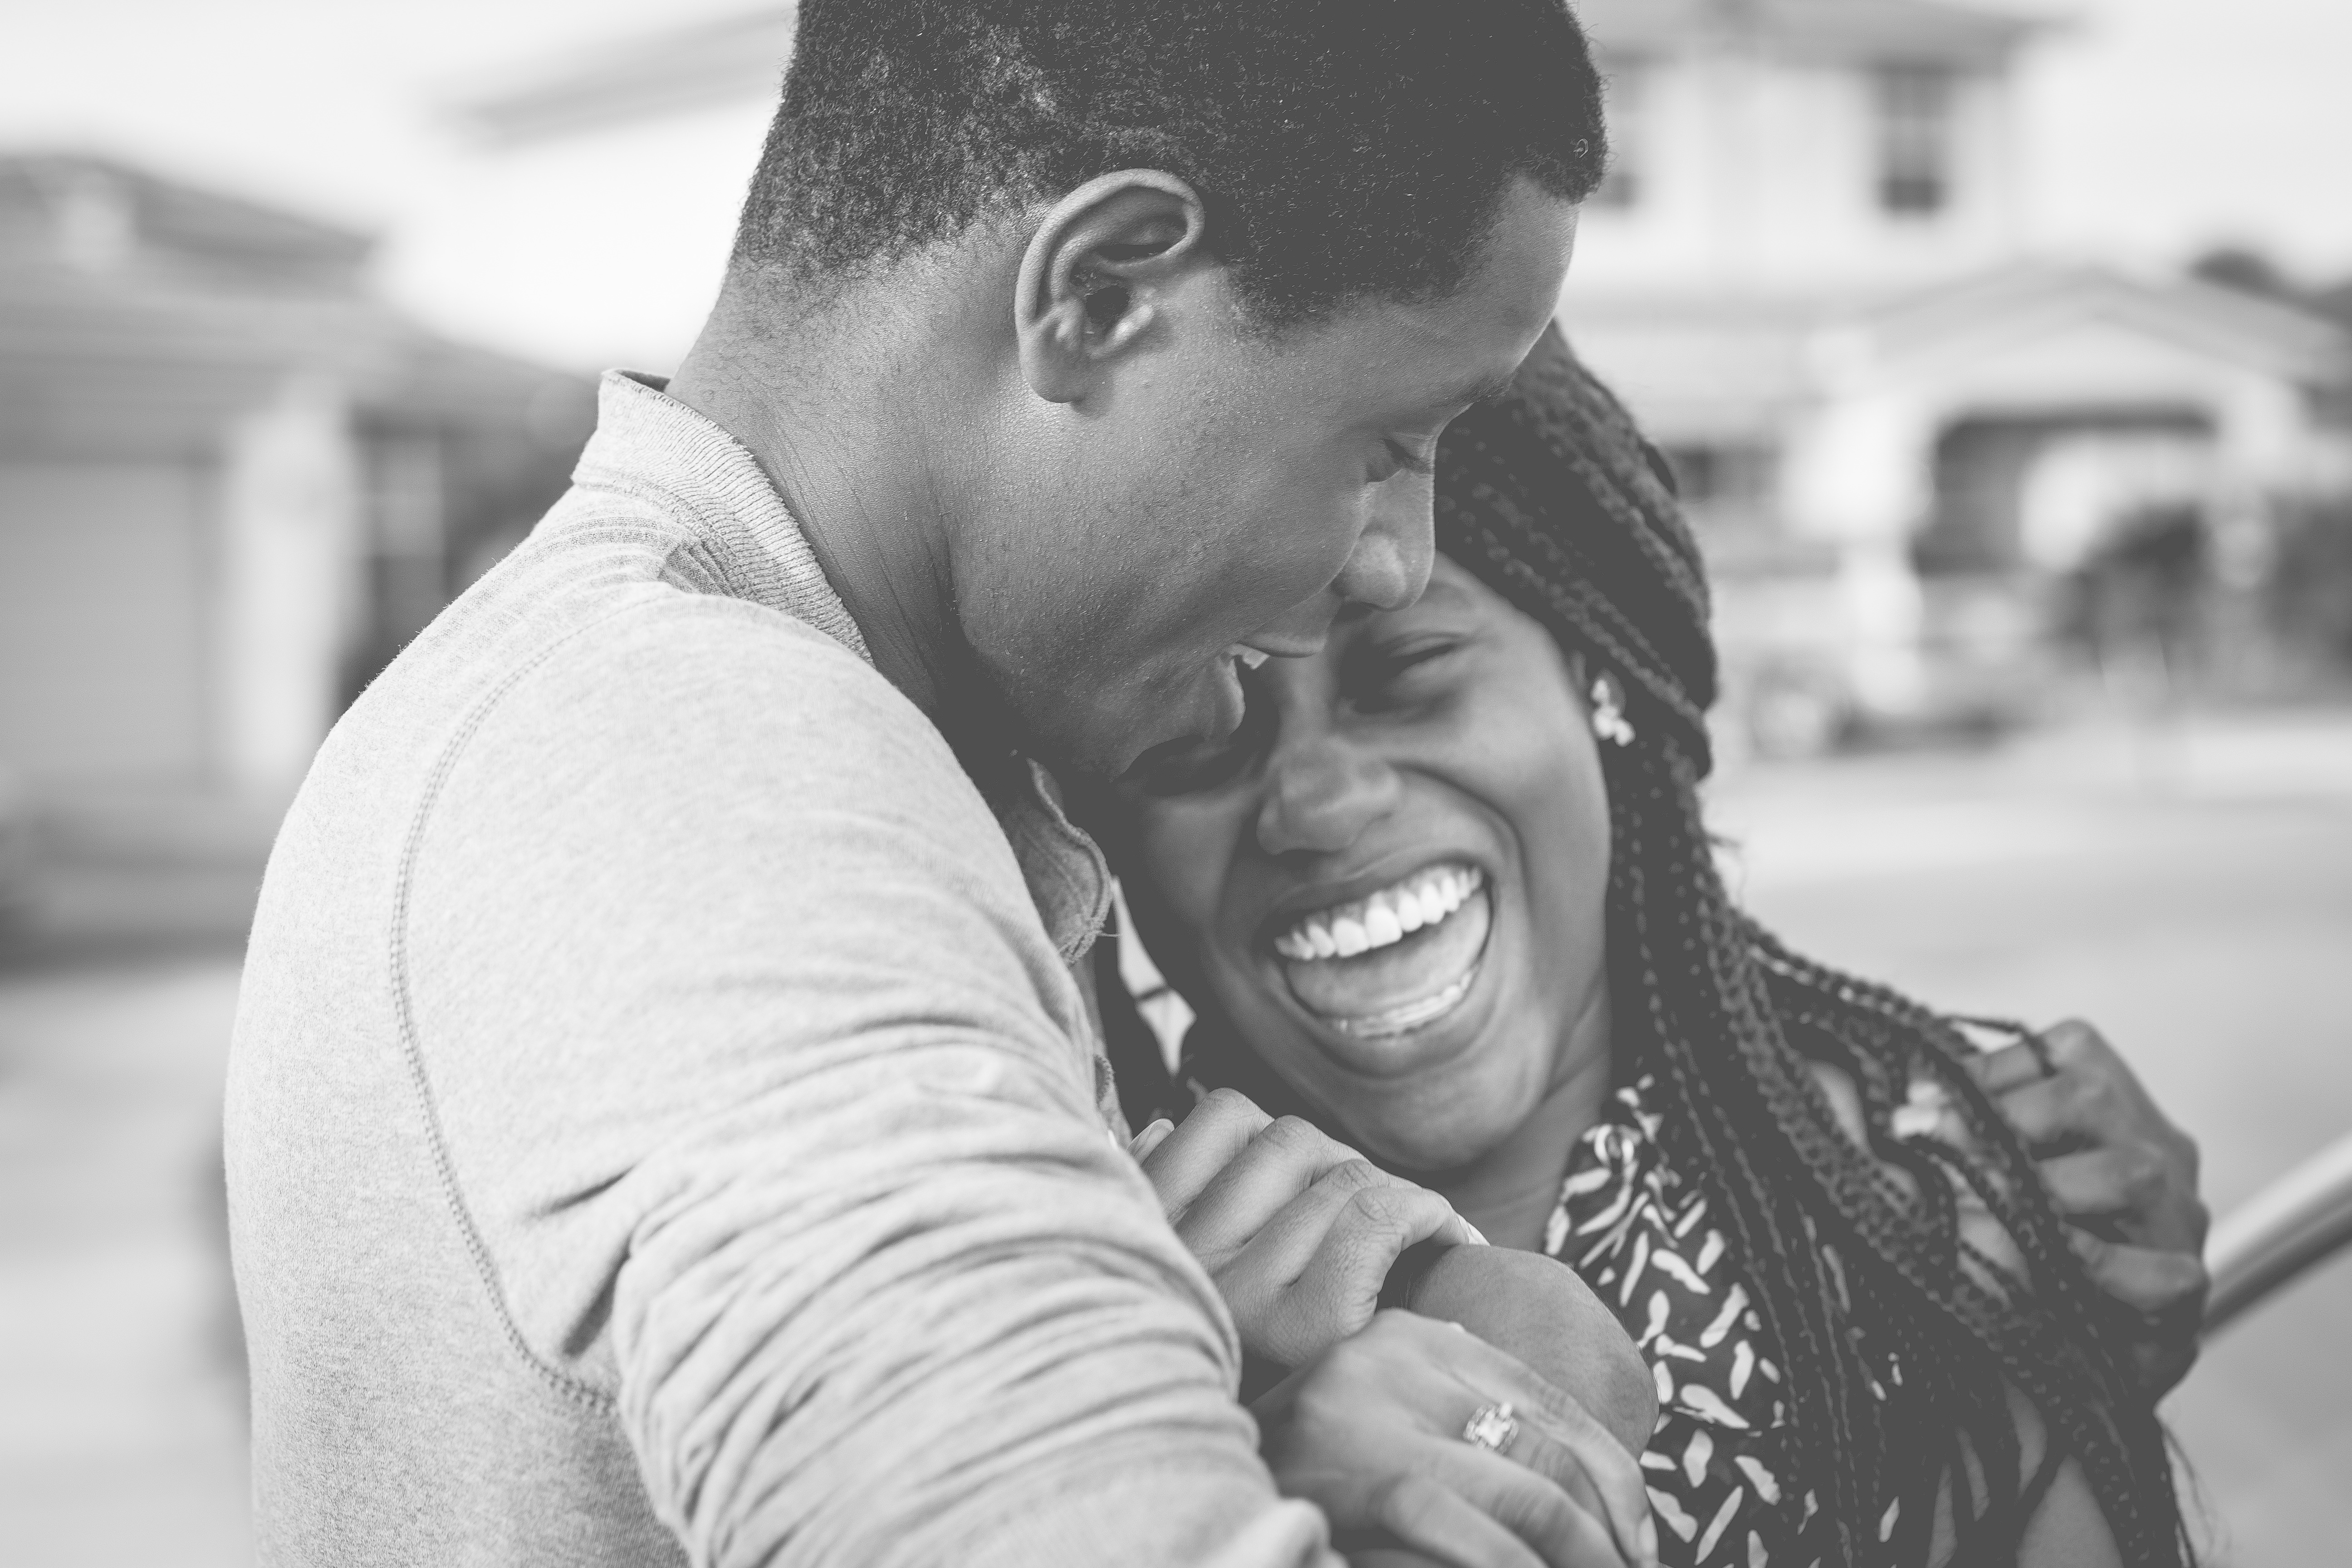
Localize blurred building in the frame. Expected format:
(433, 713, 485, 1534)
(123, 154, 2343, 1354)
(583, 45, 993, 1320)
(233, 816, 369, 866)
(446, 0, 2352, 752)
(0, 154, 592, 817)
(1560, 0, 2352, 747)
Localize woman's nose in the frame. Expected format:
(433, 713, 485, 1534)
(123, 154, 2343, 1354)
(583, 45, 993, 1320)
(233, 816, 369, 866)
(1255, 735, 1402, 858)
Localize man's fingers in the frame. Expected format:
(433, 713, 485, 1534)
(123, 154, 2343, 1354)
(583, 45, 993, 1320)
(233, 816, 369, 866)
(1176, 1114, 1380, 1254)
(1236, 1179, 1474, 1365)
(1145, 1088, 1274, 1218)
(1130, 1117, 1176, 1164)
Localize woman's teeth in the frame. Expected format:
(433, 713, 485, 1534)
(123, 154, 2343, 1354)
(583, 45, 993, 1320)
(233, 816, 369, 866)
(1272, 864, 1482, 961)
(1269, 864, 1494, 1042)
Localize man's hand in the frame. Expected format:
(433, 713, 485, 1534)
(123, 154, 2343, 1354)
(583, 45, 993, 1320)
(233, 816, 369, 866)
(1970, 1019, 2208, 1395)
(1256, 1311, 1656, 1568)
(1136, 1089, 1480, 1369)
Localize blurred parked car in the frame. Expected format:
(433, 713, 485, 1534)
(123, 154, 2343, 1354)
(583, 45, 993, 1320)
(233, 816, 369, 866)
(1709, 539, 2053, 759)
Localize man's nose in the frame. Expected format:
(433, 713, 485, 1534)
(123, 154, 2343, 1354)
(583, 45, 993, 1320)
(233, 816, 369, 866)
(1332, 472, 1436, 613)
(1256, 733, 1402, 858)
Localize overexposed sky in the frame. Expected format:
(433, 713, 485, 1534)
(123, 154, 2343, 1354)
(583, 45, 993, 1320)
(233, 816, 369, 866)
(3, 0, 2348, 371)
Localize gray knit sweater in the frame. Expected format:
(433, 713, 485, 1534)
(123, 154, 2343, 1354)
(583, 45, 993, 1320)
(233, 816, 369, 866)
(225, 372, 1278, 1568)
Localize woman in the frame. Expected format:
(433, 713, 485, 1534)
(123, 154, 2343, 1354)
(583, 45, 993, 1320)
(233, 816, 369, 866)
(1089, 326, 2201, 1567)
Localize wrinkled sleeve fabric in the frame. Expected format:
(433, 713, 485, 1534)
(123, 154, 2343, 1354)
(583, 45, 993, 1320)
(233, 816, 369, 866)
(399, 597, 1284, 1568)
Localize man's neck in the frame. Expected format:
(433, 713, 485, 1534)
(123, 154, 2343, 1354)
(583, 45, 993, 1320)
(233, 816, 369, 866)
(666, 283, 961, 718)
(1435, 987, 1617, 1253)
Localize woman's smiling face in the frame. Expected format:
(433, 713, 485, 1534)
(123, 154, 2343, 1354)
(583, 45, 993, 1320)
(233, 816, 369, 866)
(1114, 556, 1613, 1173)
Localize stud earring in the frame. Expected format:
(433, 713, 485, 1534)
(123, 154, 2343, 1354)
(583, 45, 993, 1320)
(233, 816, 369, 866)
(1590, 671, 1635, 747)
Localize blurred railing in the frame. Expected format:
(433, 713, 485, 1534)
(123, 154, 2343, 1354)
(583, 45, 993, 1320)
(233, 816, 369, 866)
(2204, 1130, 2352, 1336)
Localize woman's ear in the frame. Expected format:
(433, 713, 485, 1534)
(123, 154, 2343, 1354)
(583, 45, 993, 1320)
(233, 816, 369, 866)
(1015, 170, 1211, 405)
(1564, 647, 1591, 699)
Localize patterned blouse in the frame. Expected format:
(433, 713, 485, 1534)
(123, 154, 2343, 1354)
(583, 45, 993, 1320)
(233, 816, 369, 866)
(1545, 1075, 1900, 1568)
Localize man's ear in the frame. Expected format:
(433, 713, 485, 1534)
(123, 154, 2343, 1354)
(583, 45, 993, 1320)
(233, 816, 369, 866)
(1016, 170, 1211, 406)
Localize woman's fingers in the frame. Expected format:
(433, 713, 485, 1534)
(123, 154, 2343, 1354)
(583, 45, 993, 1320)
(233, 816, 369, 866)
(1367, 1311, 1654, 1567)
(1433, 1316, 1652, 1522)
(1313, 1454, 1627, 1568)
(1412, 1447, 1632, 1568)
(1964, 1037, 2048, 1097)
(1318, 1470, 1548, 1568)
(1491, 1416, 1612, 1548)
(2066, 1229, 2210, 1318)
(2039, 1147, 2206, 1246)
(2038, 1146, 2163, 1222)
(2067, 1230, 2207, 1396)
(1988, 1068, 2127, 1156)
(1493, 1378, 1656, 1568)
(1196, 1499, 1344, 1568)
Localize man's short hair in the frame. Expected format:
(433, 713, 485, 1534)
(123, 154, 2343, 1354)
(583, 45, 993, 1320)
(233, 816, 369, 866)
(736, 0, 1607, 328)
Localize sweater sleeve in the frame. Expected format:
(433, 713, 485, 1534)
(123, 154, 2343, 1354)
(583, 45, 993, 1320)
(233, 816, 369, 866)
(399, 598, 1291, 1568)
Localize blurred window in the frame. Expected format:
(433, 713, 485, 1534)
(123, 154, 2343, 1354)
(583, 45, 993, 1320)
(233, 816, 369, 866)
(1661, 441, 1780, 544)
(1875, 64, 1953, 217)
(1661, 442, 1776, 510)
(1591, 61, 1648, 211)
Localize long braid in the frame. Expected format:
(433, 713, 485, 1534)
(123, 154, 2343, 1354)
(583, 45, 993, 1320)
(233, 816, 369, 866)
(1434, 325, 2189, 1565)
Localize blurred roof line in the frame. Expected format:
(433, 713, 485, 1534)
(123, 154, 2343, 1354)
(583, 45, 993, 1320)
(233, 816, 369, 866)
(443, 0, 2058, 150)
(0, 152, 590, 463)
(445, 7, 797, 148)
(0, 152, 376, 289)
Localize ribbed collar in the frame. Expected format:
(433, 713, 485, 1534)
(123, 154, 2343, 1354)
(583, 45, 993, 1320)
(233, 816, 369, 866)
(573, 369, 1110, 967)
(576, 370, 874, 666)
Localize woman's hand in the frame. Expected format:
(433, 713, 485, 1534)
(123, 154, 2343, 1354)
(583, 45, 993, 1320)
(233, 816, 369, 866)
(1136, 1088, 1482, 1370)
(1969, 1019, 2208, 1395)
(1255, 1310, 1656, 1568)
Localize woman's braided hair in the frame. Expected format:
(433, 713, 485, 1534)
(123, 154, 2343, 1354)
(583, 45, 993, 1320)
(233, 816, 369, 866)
(1431, 323, 2187, 1563)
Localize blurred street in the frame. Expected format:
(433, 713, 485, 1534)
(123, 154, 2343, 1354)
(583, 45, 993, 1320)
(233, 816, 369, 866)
(0, 707, 2345, 1567)
(0, 961, 247, 1568)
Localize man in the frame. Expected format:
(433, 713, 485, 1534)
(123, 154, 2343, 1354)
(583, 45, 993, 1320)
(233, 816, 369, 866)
(225, 3, 1616, 1564)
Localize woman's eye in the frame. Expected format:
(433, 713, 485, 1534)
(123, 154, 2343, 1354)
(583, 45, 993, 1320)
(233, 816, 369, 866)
(1351, 639, 1458, 708)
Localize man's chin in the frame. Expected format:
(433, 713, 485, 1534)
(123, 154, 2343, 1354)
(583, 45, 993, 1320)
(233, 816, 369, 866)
(984, 657, 1231, 789)
(992, 687, 1143, 791)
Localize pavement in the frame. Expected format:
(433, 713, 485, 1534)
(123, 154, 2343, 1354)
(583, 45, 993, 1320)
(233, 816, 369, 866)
(0, 706, 2345, 1566)
(0, 961, 249, 1568)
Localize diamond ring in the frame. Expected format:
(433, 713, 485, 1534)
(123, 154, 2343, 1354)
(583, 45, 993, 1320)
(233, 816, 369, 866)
(1461, 1401, 1518, 1453)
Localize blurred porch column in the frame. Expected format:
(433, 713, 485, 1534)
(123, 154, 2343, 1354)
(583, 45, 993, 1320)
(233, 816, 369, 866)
(214, 374, 363, 798)
(1782, 362, 1936, 714)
